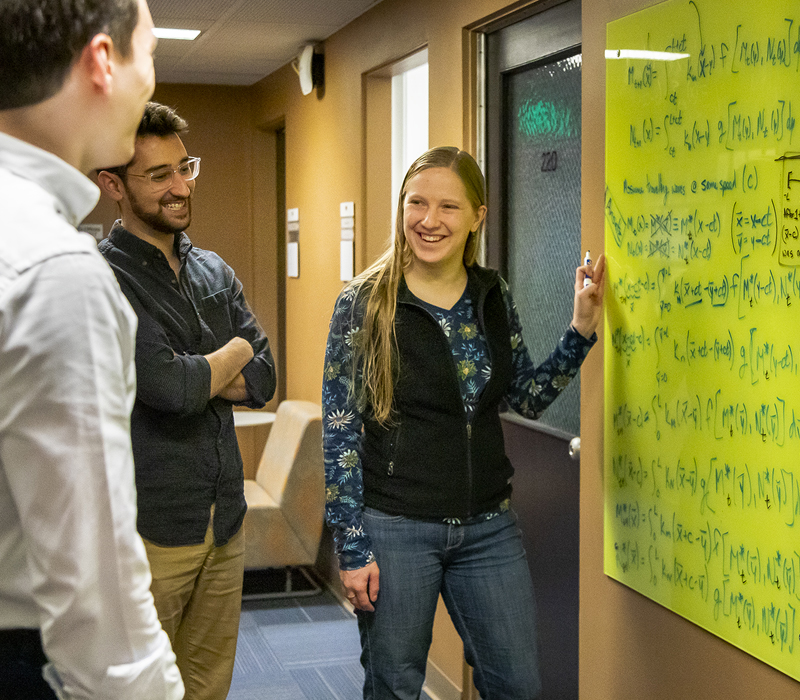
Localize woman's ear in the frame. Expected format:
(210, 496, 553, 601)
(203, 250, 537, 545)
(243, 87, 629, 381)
(96, 170, 125, 202)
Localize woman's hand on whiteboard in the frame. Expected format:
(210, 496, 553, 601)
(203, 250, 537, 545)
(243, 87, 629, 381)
(339, 561, 380, 612)
(571, 252, 606, 339)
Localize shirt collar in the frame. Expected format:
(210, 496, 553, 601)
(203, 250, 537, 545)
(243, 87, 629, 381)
(0, 131, 99, 226)
(175, 230, 193, 260)
(109, 222, 193, 262)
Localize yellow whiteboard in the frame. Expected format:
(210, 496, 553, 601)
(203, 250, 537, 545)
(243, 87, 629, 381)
(604, 0, 800, 680)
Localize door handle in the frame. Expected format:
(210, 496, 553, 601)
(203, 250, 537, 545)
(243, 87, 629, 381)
(568, 436, 580, 461)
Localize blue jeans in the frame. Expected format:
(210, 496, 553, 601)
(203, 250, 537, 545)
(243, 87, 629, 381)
(358, 507, 541, 700)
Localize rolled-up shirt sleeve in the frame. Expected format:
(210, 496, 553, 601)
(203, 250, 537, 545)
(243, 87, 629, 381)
(123, 288, 212, 416)
(99, 230, 275, 415)
(0, 251, 183, 699)
(229, 274, 276, 409)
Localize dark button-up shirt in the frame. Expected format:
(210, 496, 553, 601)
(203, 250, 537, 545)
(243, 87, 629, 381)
(99, 224, 276, 546)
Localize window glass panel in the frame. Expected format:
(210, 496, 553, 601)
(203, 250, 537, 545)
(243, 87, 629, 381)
(392, 63, 429, 218)
(505, 53, 582, 436)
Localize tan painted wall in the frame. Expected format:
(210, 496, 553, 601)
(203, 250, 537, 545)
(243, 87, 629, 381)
(249, 0, 526, 404)
(580, 0, 799, 697)
(247, 0, 527, 693)
(81, 0, 800, 695)
(87, 85, 270, 320)
(84, 83, 280, 472)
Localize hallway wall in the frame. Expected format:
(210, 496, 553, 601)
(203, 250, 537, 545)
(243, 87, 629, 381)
(256, 0, 800, 691)
(243, 1, 533, 694)
(248, 0, 528, 403)
(82, 0, 800, 695)
(84, 83, 280, 414)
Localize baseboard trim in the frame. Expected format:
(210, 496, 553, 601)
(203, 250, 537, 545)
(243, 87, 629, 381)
(424, 659, 462, 700)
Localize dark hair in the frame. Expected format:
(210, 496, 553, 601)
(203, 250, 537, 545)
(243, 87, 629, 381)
(0, 0, 140, 110)
(136, 101, 189, 138)
(102, 102, 189, 177)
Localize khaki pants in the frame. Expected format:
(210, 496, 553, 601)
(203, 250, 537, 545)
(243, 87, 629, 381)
(144, 510, 245, 700)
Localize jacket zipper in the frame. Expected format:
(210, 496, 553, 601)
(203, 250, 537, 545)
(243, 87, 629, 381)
(465, 421, 473, 514)
(400, 294, 491, 516)
(388, 424, 398, 475)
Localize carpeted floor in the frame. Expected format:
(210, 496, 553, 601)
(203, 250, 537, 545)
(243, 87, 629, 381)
(229, 582, 433, 700)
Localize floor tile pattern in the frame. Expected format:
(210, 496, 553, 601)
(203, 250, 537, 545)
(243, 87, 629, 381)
(229, 588, 433, 700)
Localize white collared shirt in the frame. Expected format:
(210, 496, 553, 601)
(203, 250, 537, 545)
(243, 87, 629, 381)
(0, 132, 183, 699)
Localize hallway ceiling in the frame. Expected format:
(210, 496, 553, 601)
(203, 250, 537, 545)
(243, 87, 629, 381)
(148, 0, 384, 86)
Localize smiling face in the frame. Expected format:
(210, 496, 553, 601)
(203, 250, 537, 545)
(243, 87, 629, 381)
(121, 133, 194, 237)
(402, 167, 486, 276)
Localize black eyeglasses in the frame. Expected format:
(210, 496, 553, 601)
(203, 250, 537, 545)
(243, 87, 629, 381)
(126, 157, 201, 192)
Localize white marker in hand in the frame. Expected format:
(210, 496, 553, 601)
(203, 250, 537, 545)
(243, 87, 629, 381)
(583, 251, 592, 288)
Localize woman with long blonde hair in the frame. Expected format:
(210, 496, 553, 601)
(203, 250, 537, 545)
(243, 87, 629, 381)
(322, 146, 604, 699)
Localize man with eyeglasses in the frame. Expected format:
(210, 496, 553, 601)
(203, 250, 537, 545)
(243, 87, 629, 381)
(0, 2, 187, 699)
(97, 101, 276, 700)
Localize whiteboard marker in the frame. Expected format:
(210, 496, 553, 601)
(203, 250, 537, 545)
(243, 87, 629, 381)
(583, 251, 592, 288)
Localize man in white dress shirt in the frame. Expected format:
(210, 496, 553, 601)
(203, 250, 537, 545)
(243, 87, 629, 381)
(0, 1, 184, 698)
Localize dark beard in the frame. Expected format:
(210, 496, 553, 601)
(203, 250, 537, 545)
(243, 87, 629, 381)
(128, 189, 191, 235)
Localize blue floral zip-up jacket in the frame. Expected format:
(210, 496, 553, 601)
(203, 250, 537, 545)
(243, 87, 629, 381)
(322, 265, 594, 570)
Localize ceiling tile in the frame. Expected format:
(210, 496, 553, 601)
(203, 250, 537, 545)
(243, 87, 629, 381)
(229, 0, 381, 25)
(146, 0, 384, 84)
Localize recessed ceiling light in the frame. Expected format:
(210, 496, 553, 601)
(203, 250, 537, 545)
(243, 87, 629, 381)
(605, 49, 689, 61)
(152, 28, 201, 40)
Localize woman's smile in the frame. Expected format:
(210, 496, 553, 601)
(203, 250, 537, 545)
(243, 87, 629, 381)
(402, 167, 485, 273)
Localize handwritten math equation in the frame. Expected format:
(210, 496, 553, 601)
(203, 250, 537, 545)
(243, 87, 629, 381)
(606, 0, 800, 679)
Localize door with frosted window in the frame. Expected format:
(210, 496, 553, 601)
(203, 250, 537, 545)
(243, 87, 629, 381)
(504, 51, 582, 436)
(485, 2, 582, 698)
